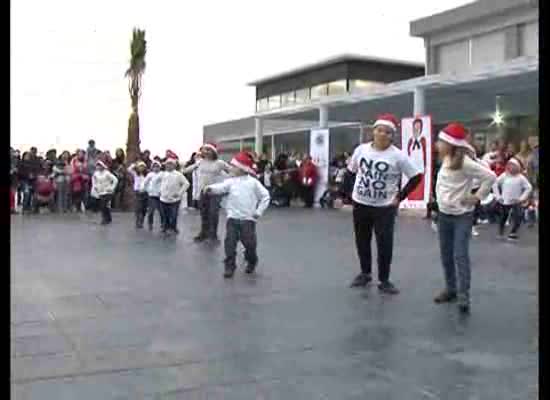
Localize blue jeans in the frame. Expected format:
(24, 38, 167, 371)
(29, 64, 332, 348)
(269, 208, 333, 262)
(161, 201, 180, 232)
(438, 212, 473, 304)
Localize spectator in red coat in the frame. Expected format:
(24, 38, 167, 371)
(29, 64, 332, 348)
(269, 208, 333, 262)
(299, 156, 319, 208)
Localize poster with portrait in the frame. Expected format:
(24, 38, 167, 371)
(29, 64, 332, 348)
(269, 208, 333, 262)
(400, 115, 432, 209)
(310, 128, 330, 206)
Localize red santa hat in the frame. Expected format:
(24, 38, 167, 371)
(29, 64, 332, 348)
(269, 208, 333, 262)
(165, 150, 178, 160)
(373, 113, 399, 132)
(95, 160, 107, 169)
(507, 157, 524, 170)
(165, 158, 178, 165)
(230, 152, 257, 176)
(438, 123, 472, 149)
(201, 142, 218, 155)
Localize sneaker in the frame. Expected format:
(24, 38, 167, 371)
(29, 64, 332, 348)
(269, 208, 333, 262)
(174, 228, 180, 235)
(206, 237, 221, 246)
(507, 233, 519, 241)
(245, 264, 256, 274)
(148, 224, 153, 231)
(434, 290, 457, 304)
(224, 267, 236, 279)
(431, 221, 438, 232)
(497, 233, 505, 240)
(349, 273, 372, 288)
(458, 303, 470, 314)
(479, 219, 490, 225)
(378, 281, 400, 295)
(471, 227, 480, 237)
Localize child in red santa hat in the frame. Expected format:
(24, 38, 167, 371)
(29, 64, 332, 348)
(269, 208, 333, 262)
(203, 152, 270, 278)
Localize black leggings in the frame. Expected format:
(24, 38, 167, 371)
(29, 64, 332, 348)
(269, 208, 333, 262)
(352, 203, 397, 282)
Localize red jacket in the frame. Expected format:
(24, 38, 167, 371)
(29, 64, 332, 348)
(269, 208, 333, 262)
(299, 161, 318, 187)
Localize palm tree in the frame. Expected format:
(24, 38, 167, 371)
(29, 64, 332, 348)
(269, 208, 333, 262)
(125, 28, 146, 164)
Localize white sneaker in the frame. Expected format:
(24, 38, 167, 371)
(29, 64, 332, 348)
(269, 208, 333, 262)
(479, 219, 490, 225)
(471, 227, 480, 237)
(431, 221, 438, 232)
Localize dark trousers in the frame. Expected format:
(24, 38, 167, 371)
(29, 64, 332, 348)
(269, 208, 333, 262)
(134, 192, 148, 227)
(72, 191, 84, 212)
(22, 181, 34, 212)
(199, 194, 221, 239)
(161, 201, 180, 231)
(99, 194, 113, 224)
(148, 196, 164, 228)
(499, 204, 523, 235)
(352, 203, 397, 282)
(302, 185, 315, 208)
(224, 218, 258, 269)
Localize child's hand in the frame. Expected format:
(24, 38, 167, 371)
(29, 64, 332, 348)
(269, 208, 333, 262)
(253, 213, 260, 220)
(461, 195, 480, 207)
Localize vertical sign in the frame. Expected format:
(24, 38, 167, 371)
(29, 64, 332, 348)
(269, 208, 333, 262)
(310, 128, 330, 206)
(400, 115, 432, 209)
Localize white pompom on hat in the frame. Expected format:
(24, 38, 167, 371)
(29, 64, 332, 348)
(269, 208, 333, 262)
(201, 142, 218, 155)
(230, 152, 257, 176)
(373, 113, 399, 132)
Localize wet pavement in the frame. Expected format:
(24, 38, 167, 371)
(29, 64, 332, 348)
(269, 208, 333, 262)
(11, 208, 538, 399)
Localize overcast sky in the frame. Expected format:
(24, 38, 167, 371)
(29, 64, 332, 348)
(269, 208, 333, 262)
(11, 0, 473, 157)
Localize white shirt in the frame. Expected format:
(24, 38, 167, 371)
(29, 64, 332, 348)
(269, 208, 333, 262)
(182, 159, 229, 192)
(160, 170, 190, 203)
(92, 170, 118, 196)
(436, 155, 496, 215)
(207, 175, 270, 221)
(128, 165, 147, 192)
(348, 143, 421, 207)
(143, 171, 163, 197)
(496, 172, 532, 205)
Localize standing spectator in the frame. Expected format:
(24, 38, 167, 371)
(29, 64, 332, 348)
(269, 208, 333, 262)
(111, 148, 127, 211)
(515, 140, 532, 174)
(32, 173, 55, 214)
(256, 153, 269, 175)
(433, 123, 496, 314)
(102, 151, 113, 170)
(17, 151, 39, 213)
(128, 161, 149, 229)
(347, 114, 422, 294)
(91, 160, 118, 225)
(141, 150, 152, 169)
(10, 148, 18, 213)
(144, 160, 165, 231)
(495, 158, 532, 241)
(70, 150, 88, 213)
(504, 142, 516, 162)
(260, 161, 273, 194)
(85, 140, 100, 176)
(299, 156, 319, 208)
(53, 151, 72, 213)
(182, 143, 230, 243)
(183, 152, 198, 209)
(160, 158, 190, 236)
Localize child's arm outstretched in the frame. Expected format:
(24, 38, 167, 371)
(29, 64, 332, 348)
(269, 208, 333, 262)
(205, 179, 232, 196)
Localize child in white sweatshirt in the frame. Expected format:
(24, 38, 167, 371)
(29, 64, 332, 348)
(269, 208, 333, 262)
(160, 158, 190, 236)
(128, 161, 149, 229)
(495, 157, 532, 241)
(92, 160, 118, 225)
(204, 152, 270, 278)
(143, 160, 164, 231)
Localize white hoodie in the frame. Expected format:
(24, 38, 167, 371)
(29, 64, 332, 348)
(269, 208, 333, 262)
(92, 170, 118, 196)
(160, 170, 190, 203)
(207, 175, 270, 221)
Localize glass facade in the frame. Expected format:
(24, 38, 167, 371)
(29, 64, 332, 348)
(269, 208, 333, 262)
(256, 98, 269, 112)
(295, 88, 310, 104)
(349, 79, 385, 94)
(268, 95, 281, 110)
(310, 83, 328, 100)
(328, 80, 347, 96)
(281, 91, 295, 107)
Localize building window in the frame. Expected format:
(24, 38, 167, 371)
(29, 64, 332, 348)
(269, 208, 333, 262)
(328, 80, 347, 96)
(268, 95, 281, 110)
(295, 88, 310, 104)
(281, 91, 296, 107)
(348, 80, 385, 94)
(256, 98, 268, 112)
(310, 83, 328, 100)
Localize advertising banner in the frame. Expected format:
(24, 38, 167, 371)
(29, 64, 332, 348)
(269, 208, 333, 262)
(310, 129, 330, 206)
(400, 115, 432, 209)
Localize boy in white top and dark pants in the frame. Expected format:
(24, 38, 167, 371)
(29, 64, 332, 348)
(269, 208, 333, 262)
(91, 160, 119, 225)
(495, 157, 532, 241)
(204, 152, 270, 278)
(143, 160, 164, 231)
(160, 158, 190, 236)
(128, 161, 149, 229)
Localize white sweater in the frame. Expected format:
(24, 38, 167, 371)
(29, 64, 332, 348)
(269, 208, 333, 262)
(207, 175, 270, 221)
(128, 165, 147, 192)
(160, 170, 190, 204)
(92, 170, 118, 196)
(143, 171, 163, 198)
(436, 155, 496, 215)
(182, 159, 229, 192)
(495, 172, 532, 205)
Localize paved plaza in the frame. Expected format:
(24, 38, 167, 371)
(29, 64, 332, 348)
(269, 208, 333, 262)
(11, 208, 538, 399)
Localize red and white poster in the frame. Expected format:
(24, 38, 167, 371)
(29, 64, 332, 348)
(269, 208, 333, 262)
(400, 115, 432, 209)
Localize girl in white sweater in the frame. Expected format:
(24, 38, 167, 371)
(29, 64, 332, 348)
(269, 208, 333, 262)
(92, 160, 118, 225)
(434, 123, 496, 314)
(143, 160, 164, 231)
(495, 157, 532, 241)
(160, 158, 190, 236)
